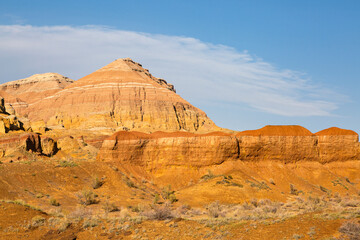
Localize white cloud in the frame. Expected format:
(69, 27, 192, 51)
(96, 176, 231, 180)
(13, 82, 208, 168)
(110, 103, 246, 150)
(0, 24, 342, 116)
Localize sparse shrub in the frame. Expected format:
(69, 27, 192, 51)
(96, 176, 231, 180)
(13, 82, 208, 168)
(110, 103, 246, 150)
(242, 202, 254, 210)
(102, 201, 119, 213)
(13, 199, 26, 206)
(176, 204, 191, 215)
(339, 220, 360, 240)
(345, 177, 352, 184)
(91, 176, 104, 189)
(31, 215, 46, 227)
(200, 170, 216, 181)
(207, 201, 223, 218)
(290, 184, 300, 195)
(77, 190, 98, 205)
(341, 198, 359, 208)
(143, 203, 173, 220)
(123, 176, 137, 188)
(250, 198, 258, 208)
(292, 233, 303, 239)
(48, 217, 71, 232)
(119, 208, 130, 219)
(83, 217, 100, 229)
(36, 193, 44, 198)
(48, 208, 64, 218)
(230, 182, 244, 188)
(68, 207, 93, 220)
(153, 193, 160, 204)
(161, 185, 178, 203)
(246, 180, 270, 190)
(320, 185, 330, 193)
(57, 219, 71, 232)
(49, 198, 60, 206)
(59, 159, 77, 167)
(130, 204, 145, 213)
(269, 178, 275, 185)
(307, 226, 316, 238)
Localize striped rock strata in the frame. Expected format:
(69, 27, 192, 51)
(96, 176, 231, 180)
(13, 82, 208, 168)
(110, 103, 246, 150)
(2, 59, 217, 133)
(98, 126, 360, 170)
(0, 73, 74, 115)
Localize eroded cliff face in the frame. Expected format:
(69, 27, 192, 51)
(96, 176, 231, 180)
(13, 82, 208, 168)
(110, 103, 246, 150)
(12, 58, 218, 133)
(0, 73, 74, 116)
(98, 131, 239, 170)
(98, 126, 360, 170)
(0, 97, 23, 133)
(316, 127, 360, 162)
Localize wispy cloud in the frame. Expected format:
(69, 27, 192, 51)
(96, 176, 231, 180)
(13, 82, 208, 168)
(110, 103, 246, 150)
(0, 25, 343, 116)
(1, 14, 26, 24)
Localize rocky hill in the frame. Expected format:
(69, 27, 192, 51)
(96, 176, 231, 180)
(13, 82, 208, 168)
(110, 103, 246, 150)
(98, 125, 360, 186)
(6, 58, 218, 133)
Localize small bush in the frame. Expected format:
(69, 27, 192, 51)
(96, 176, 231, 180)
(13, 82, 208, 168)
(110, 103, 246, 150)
(102, 201, 119, 213)
(339, 220, 360, 240)
(161, 185, 178, 203)
(49, 198, 60, 206)
(91, 177, 104, 189)
(292, 234, 303, 239)
(176, 204, 191, 215)
(207, 201, 223, 218)
(68, 207, 93, 220)
(123, 176, 137, 188)
(153, 193, 160, 204)
(36, 193, 44, 198)
(59, 160, 77, 167)
(143, 204, 173, 220)
(77, 190, 98, 205)
(319, 185, 330, 193)
(290, 184, 301, 195)
(57, 219, 71, 232)
(31, 215, 46, 227)
(83, 217, 99, 229)
(269, 178, 275, 185)
(201, 170, 216, 181)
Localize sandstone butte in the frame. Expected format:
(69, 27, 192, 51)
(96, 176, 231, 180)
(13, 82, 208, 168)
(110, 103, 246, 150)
(0, 58, 218, 133)
(98, 125, 360, 169)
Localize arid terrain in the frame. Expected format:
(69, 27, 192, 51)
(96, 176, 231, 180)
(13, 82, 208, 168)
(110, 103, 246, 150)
(0, 59, 359, 240)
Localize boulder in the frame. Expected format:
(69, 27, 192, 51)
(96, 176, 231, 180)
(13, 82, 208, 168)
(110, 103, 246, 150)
(41, 137, 58, 156)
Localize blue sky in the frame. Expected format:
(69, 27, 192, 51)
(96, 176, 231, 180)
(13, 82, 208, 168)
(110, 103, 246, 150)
(0, 0, 359, 133)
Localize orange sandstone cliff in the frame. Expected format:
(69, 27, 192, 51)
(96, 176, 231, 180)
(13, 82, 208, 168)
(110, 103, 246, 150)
(98, 125, 360, 169)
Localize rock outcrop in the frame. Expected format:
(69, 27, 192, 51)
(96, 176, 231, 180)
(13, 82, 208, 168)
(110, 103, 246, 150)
(0, 97, 23, 133)
(98, 131, 238, 169)
(98, 126, 360, 169)
(0, 73, 74, 116)
(316, 127, 359, 162)
(0, 133, 42, 156)
(236, 125, 319, 163)
(11, 58, 217, 133)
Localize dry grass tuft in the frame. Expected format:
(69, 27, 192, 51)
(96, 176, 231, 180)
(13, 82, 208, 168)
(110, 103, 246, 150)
(339, 220, 360, 240)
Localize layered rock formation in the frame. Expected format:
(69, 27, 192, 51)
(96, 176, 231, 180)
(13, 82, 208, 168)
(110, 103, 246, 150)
(7, 58, 217, 133)
(0, 73, 74, 115)
(236, 125, 319, 162)
(98, 126, 360, 169)
(0, 97, 23, 133)
(98, 131, 239, 169)
(316, 127, 359, 162)
(0, 133, 42, 157)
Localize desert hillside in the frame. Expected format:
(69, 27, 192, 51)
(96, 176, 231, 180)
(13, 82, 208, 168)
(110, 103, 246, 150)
(0, 59, 359, 240)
